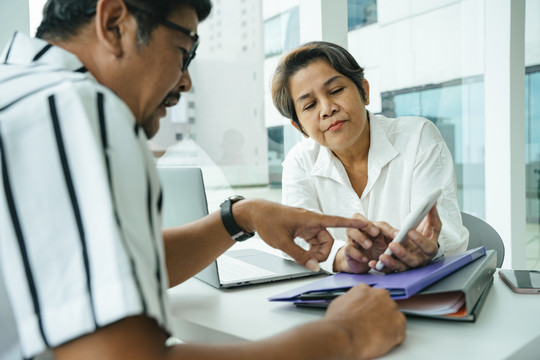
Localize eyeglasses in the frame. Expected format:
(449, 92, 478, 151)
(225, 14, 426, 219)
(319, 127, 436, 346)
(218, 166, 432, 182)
(86, 3, 199, 73)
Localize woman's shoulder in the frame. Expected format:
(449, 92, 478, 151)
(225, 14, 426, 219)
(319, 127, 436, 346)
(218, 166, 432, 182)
(284, 137, 322, 164)
(373, 112, 432, 130)
(373, 112, 443, 143)
(289, 137, 320, 153)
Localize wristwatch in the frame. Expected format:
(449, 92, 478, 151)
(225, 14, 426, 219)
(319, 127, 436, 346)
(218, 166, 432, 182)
(220, 195, 255, 241)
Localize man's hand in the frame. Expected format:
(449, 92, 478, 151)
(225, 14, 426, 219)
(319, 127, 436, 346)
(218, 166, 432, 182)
(233, 199, 376, 271)
(335, 213, 390, 273)
(324, 284, 406, 359)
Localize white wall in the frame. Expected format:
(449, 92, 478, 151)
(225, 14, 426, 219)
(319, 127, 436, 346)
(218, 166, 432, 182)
(348, 0, 484, 105)
(525, 0, 540, 66)
(484, 0, 526, 269)
(0, 2, 29, 48)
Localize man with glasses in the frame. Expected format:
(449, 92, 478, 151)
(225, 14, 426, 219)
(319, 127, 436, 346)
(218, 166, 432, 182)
(0, 1, 405, 359)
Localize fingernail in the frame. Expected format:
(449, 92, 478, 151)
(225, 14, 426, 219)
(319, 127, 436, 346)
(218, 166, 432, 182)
(306, 258, 320, 272)
(363, 240, 371, 248)
(370, 226, 378, 235)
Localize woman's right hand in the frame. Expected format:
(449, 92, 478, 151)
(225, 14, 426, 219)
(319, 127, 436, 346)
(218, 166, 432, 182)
(334, 213, 394, 273)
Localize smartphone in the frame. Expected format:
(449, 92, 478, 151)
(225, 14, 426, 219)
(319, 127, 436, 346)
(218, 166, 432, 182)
(375, 189, 442, 271)
(498, 269, 540, 294)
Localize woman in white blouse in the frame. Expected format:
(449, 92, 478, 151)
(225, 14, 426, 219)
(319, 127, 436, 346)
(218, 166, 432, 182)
(271, 41, 468, 274)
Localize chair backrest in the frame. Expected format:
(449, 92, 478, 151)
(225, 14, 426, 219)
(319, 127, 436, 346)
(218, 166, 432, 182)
(461, 211, 505, 267)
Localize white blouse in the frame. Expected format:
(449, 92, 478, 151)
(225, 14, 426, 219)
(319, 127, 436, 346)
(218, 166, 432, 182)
(282, 112, 469, 273)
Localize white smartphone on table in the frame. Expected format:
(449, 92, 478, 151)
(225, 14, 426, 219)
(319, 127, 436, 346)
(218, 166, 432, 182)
(375, 189, 442, 271)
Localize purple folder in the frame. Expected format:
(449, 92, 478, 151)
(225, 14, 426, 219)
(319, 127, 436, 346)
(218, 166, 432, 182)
(269, 247, 486, 302)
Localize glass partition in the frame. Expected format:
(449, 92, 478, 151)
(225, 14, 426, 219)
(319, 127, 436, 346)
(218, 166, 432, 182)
(22, 0, 540, 268)
(381, 77, 486, 218)
(524, 0, 540, 269)
(525, 67, 540, 268)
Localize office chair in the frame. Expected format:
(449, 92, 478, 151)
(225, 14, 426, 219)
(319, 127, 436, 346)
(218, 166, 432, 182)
(461, 211, 505, 267)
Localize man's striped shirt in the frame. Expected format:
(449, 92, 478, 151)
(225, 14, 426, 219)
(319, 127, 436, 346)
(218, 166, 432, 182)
(0, 32, 171, 359)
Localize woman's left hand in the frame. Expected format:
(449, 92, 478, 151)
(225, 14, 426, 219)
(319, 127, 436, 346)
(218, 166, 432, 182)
(370, 205, 442, 273)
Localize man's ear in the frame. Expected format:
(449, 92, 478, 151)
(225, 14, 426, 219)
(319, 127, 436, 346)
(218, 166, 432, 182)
(94, 0, 133, 57)
(291, 121, 309, 138)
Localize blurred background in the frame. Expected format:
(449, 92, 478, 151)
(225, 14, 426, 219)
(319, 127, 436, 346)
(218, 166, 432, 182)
(2, 0, 539, 269)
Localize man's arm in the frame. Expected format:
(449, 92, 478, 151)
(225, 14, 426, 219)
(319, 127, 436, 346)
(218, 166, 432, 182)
(162, 210, 235, 287)
(54, 284, 405, 360)
(163, 199, 377, 287)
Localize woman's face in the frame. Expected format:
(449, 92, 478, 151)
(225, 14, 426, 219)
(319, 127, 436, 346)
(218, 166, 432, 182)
(288, 59, 370, 153)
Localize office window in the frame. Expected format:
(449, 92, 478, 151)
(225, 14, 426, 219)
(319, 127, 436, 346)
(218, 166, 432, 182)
(263, 7, 299, 59)
(348, 0, 377, 31)
(526, 66, 540, 224)
(381, 77, 486, 217)
(267, 126, 284, 187)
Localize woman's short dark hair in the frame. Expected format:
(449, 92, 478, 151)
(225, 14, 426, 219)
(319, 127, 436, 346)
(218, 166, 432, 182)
(271, 41, 366, 134)
(36, 0, 212, 44)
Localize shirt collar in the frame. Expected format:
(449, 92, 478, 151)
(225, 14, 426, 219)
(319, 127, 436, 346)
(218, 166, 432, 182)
(362, 111, 399, 195)
(311, 144, 350, 185)
(2, 32, 86, 73)
(367, 111, 399, 171)
(310, 111, 399, 190)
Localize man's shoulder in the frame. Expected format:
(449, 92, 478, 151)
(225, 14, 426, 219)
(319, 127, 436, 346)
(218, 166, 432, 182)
(0, 64, 124, 114)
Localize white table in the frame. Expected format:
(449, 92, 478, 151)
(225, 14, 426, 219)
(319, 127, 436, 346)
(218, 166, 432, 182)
(167, 243, 540, 359)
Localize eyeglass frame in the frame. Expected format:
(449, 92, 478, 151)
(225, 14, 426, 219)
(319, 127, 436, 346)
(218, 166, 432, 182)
(85, 3, 199, 73)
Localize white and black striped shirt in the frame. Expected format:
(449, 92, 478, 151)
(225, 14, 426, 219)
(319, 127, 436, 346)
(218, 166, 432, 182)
(0, 32, 171, 359)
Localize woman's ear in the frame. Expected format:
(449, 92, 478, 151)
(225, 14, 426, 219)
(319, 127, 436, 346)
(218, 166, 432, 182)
(291, 121, 309, 138)
(362, 79, 370, 105)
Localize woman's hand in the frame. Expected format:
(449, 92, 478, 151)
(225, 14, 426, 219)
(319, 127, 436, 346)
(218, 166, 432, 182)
(334, 213, 390, 273)
(336, 206, 442, 274)
(369, 205, 442, 273)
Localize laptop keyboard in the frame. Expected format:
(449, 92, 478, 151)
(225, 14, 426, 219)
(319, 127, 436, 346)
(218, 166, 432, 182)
(217, 254, 277, 283)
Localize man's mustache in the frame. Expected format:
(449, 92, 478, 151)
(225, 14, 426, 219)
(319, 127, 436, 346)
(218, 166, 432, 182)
(163, 92, 181, 107)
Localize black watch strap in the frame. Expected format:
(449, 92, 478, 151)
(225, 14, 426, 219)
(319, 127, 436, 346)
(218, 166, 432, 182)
(220, 195, 255, 242)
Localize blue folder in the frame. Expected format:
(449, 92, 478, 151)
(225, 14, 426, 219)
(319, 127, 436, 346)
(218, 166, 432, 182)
(269, 246, 486, 302)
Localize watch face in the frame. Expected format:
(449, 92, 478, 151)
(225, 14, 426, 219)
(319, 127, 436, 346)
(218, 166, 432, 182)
(233, 232, 254, 242)
(229, 195, 246, 203)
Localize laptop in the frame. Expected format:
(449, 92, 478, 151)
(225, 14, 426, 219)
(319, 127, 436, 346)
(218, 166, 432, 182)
(157, 166, 322, 288)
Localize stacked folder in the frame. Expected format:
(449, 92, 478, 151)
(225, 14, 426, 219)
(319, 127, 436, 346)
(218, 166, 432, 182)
(269, 247, 497, 322)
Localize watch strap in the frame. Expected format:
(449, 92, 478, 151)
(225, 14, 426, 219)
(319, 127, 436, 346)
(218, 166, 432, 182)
(220, 196, 255, 241)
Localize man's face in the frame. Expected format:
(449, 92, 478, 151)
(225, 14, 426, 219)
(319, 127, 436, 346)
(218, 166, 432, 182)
(125, 4, 199, 138)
